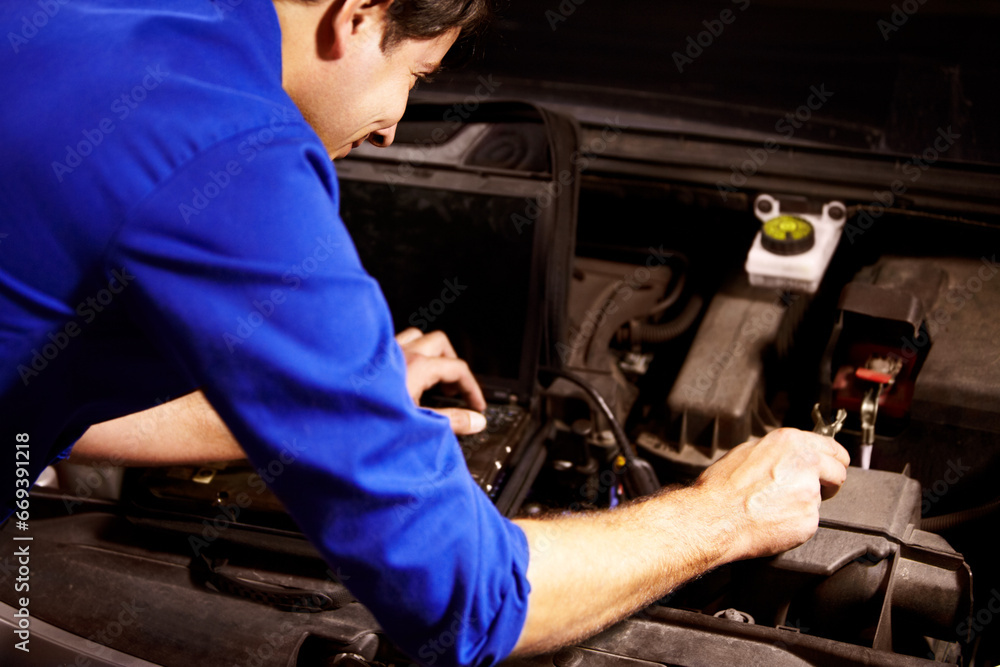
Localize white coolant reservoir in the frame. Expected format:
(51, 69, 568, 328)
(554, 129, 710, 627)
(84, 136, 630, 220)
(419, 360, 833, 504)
(744, 194, 846, 293)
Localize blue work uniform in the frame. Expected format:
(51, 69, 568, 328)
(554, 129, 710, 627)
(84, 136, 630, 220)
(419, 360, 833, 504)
(0, 1, 530, 664)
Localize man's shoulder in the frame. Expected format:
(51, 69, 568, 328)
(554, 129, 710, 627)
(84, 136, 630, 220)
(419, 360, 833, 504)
(2, 0, 309, 196)
(0, 0, 330, 330)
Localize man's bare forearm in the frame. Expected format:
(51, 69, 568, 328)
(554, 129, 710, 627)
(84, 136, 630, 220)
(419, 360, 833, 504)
(511, 483, 736, 655)
(71, 390, 245, 465)
(511, 428, 850, 656)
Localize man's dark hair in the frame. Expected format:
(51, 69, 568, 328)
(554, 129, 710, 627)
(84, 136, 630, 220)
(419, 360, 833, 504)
(383, 0, 492, 51)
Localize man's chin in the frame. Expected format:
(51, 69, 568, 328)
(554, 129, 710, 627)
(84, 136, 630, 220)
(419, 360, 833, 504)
(331, 135, 370, 160)
(331, 145, 352, 160)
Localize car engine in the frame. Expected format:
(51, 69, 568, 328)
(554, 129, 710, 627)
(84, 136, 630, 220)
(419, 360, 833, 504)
(3, 1, 999, 666)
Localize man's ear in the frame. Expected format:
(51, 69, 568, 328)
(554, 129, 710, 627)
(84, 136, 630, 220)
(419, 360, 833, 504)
(327, 0, 396, 60)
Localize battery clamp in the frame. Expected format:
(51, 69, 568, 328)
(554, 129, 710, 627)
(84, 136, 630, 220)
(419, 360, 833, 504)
(744, 194, 846, 293)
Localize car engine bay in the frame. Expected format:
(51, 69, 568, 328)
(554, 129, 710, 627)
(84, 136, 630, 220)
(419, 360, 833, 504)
(3, 1, 999, 666)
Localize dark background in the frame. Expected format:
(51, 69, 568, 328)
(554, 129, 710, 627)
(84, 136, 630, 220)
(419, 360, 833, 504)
(430, 0, 1000, 165)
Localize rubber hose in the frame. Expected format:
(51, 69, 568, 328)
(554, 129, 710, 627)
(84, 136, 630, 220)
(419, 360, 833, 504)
(921, 496, 1000, 532)
(629, 294, 704, 344)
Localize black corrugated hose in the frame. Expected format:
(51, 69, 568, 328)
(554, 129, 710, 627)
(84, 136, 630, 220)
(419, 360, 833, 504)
(922, 496, 1000, 532)
(627, 294, 704, 344)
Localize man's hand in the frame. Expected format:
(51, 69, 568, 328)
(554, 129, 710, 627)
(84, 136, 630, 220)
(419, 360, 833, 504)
(511, 426, 850, 656)
(693, 427, 851, 561)
(394, 328, 487, 435)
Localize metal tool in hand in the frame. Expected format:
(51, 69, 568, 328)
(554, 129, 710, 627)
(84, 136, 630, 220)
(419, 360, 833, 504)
(812, 403, 847, 500)
(811, 403, 847, 438)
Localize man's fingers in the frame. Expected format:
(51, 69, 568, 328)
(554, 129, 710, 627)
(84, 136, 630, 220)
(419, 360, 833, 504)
(795, 431, 849, 499)
(395, 327, 424, 346)
(818, 453, 848, 487)
(396, 329, 486, 413)
(796, 430, 850, 468)
(432, 407, 487, 435)
(801, 430, 849, 466)
(399, 329, 459, 359)
(406, 355, 487, 412)
(828, 439, 851, 468)
(817, 452, 849, 500)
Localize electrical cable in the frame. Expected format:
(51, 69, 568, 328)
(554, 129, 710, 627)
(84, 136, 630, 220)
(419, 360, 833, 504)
(539, 366, 660, 497)
(541, 366, 633, 463)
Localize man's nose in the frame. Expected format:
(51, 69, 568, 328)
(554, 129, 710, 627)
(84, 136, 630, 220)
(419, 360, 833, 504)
(368, 125, 397, 148)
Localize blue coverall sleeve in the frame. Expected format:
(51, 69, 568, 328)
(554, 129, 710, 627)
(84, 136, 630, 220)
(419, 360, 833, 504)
(106, 126, 531, 666)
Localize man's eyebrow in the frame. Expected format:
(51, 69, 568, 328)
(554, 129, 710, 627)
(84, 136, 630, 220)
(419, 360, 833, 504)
(420, 61, 444, 74)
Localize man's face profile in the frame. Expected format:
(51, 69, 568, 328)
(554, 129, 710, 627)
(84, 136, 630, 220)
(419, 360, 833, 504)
(275, 0, 459, 159)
